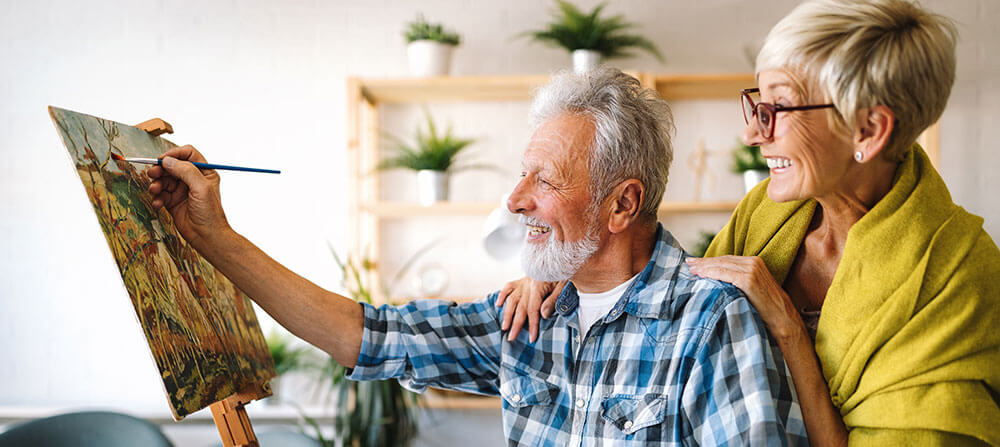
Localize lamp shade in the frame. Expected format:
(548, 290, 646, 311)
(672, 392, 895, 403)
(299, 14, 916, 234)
(482, 198, 524, 261)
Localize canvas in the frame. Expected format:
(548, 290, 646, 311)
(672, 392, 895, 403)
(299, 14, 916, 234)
(49, 106, 275, 420)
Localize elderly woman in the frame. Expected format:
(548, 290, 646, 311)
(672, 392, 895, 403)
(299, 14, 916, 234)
(500, 0, 1000, 445)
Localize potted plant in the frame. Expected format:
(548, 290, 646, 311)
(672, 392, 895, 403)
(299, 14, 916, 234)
(377, 111, 478, 206)
(521, 0, 664, 73)
(265, 329, 314, 405)
(731, 140, 769, 193)
(689, 230, 718, 258)
(404, 14, 461, 77)
(299, 248, 424, 447)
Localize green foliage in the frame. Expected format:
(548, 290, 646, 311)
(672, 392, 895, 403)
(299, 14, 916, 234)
(266, 330, 312, 376)
(690, 230, 718, 258)
(522, 0, 664, 61)
(296, 244, 440, 447)
(377, 110, 477, 173)
(404, 14, 461, 46)
(731, 140, 767, 173)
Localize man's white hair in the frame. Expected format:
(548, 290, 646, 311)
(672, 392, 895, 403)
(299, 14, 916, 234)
(757, 0, 957, 160)
(530, 67, 675, 219)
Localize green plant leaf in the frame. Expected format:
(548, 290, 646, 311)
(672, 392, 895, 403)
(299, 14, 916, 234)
(521, 0, 664, 62)
(377, 109, 480, 172)
(731, 139, 767, 172)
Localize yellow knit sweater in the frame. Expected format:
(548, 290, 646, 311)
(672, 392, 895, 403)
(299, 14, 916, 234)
(705, 145, 1000, 445)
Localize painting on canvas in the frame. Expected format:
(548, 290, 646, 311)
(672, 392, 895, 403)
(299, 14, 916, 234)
(49, 106, 275, 420)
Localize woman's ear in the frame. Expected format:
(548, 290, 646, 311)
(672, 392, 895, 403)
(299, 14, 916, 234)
(853, 105, 895, 162)
(607, 179, 645, 233)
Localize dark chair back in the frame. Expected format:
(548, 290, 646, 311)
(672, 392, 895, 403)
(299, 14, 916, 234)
(0, 411, 172, 447)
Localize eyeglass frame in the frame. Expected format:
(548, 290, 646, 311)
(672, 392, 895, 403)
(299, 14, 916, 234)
(740, 88, 836, 139)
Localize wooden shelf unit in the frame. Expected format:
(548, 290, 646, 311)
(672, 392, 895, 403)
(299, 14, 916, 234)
(346, 72, 758, 287)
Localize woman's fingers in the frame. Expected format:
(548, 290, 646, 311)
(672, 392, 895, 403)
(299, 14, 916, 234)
(508, 300, 529, 341)
(496, 282, 515, 307)
(527, 285, 542, 342)
(541, 281, 566, 319)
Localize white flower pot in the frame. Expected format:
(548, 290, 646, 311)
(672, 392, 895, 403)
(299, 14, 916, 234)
(417, 170, 449, 206)
(572, 49, 602, 74)
(742, 169, 770, 193)
(407, 40, 455, 77)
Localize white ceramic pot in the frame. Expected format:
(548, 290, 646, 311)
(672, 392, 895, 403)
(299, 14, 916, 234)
(417, 170, 449, 206)
(742, 169, 770, 193)
(572, 49, 602, 74)
(407, 40, 454, 77)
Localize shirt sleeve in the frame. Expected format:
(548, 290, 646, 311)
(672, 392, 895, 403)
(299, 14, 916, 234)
(345, 293, 505, 397)
(680, 293, 808, 446)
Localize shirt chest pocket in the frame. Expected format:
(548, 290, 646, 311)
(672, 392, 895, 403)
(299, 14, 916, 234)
(600, 395, 668, 435)
(499, 372, 560, 408)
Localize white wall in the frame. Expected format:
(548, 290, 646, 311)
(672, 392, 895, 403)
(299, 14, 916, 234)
(1, 0, 997, 437)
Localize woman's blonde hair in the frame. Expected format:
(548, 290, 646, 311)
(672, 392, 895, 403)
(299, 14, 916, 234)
(757, 0, 957, 160)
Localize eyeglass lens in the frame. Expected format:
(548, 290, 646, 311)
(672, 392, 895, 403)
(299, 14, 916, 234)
(741, 91, 773, 138)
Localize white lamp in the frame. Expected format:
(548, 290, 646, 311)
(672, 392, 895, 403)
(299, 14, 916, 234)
(482, 194, 524, 261)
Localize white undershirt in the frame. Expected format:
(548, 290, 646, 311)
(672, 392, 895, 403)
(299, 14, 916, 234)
(577, 273, 640, 338)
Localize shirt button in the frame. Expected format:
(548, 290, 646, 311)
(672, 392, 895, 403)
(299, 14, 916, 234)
(575, 399, 585, 408)
(511, 394, 521, 402)
(624, 420, 633, 429)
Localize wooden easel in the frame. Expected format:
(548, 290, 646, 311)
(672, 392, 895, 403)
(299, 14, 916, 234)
(209, 382, 273, 447)
(134, 117, 274, 447)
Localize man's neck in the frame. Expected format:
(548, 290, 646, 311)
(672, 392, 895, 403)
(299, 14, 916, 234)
(571, 223, 657, 293)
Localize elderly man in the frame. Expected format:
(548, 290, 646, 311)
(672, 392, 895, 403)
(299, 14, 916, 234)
(147, 67, 806, 445)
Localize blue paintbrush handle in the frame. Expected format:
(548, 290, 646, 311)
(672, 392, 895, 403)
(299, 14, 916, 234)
(188, 161, 280, 174)
(154, 158, 281, 174)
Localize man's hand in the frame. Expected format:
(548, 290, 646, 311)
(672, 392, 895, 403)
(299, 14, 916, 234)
(497, 277, 565, 342)
(146, 145, 231, 252)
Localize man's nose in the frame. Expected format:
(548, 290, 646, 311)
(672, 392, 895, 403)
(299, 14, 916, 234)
(506, 179, 532, 214)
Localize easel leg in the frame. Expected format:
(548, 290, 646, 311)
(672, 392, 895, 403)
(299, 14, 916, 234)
(210, 398, 259, 447)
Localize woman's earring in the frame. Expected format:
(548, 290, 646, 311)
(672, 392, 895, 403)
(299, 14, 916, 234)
(854, 151, 864, 162)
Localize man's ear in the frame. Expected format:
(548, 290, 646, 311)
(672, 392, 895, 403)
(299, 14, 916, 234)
(607, 179, 644, 234)
(853, 105, 895, 162)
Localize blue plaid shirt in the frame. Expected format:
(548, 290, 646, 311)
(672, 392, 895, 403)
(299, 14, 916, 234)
(348, 225, 807, 446)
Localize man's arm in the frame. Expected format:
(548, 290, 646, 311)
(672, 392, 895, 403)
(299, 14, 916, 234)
(680, 293, 808, 446)
(147, 145, 364, 366)
(348, 295, 505, 395)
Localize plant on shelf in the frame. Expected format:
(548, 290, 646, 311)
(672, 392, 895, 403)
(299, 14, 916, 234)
(731, 140, 769, 193)
(404, 14, 461, 77)
(378, 110, 481, 206)
(521, 0, 664, 73)
(689, 230, 718, 258)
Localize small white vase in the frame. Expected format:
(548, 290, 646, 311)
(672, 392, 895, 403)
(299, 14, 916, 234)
(572, 49, 602, 74)
(407, 40, 454, 77)
(417, 170, 449, 206)
(742, 169, 770, 193)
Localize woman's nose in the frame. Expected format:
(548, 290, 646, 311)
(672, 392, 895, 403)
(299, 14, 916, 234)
(742, 119, 766, 147)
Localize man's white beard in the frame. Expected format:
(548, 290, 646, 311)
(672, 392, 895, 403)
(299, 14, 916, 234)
(520, 215, 599, 282)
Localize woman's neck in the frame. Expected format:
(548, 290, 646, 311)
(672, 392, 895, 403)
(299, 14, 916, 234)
(812, 157, 899, 242)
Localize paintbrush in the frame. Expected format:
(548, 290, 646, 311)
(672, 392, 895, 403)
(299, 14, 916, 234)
(110, 153, 280, 174)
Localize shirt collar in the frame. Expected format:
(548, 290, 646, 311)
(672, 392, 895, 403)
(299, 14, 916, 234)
(553, 224, 688, 322)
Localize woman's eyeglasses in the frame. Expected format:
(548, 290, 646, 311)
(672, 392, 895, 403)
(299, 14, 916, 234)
(740, 88, 835, 139)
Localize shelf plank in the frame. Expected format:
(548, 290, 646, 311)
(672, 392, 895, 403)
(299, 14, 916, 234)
(655, 73, 756, 100)
(362, 200, 739, 217)
(362, 201, 497, 217)
(423, 392, 501, 410)
(360, 75, 551, 103)
(357, 73, 756, 104)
